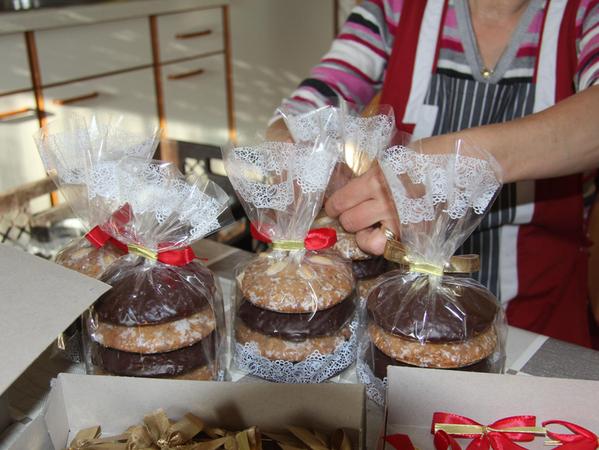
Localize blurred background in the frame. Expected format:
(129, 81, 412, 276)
(0, 0, 357, 254)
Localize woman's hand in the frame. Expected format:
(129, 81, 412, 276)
(324, 163, 399, 255)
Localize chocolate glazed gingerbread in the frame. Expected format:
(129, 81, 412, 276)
(91, 331, 216, 377)
(96, 258, 215, 326)
(365, 343, 498, 379)
(367, 272, 499, 343)
(237, 295, 356, 342)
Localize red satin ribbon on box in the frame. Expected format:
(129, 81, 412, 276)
(85, 226, 128, 253)
(431, 412, 539, 450)
(434, 430, 464, 450)
(543, 420, 599, 450)
(385, 433, 418, 450)
(250, 222, 337, 251)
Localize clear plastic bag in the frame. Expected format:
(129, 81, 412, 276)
(357, 139, 506, 405)
(223, 125, 359, 383)
(34, 113, 160, 279)
(281, 103, 396, 291)
(79, 158, 231, 380)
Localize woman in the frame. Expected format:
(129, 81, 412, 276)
(271, 0, 599, 346)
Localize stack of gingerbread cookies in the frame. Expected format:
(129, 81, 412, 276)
(89, 260, 220, 380)
(223, 127, 357, 382)
(80, 159, 230, 381)
(235, 251, 356, 382)
(357, 141, 506, 405)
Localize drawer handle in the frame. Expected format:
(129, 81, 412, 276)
(176, 29, 213, 40)
(0, 107, 34, 121)
(168, 68, 205, 80)
(52, 91, 100, 106)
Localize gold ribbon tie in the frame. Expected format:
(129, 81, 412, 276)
(434, 423, 546, 436)
(127, 243, 158, 261)
(384, 239, 480, 275)
(271, 240, 305, 252)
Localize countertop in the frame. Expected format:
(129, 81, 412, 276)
(0, 0, 229, 35)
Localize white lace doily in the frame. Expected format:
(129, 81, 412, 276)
(226, 142, 337, 212)
(115, 162, 225, 241)
(379, 146, 501, 224)
(356, 360, 387, 407)
(285, 107, 394, 165)
(285, 106, 341, 143)
(344, 114, 395, 162)
(234, 318, 358, 383)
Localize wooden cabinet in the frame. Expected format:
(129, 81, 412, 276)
(162, 54, 228, 145)
(0, 2, 234, 199)
(36, 18, 152, 85)
(0, 93, 49, 211)
(42, 68, 158, 135)
(157, 8, 224, 62)
(0, 34, 32, 94)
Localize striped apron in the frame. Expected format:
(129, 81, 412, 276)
(380, 0, 590, 346)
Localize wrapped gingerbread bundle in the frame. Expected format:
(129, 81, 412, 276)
(357, 140, 506, 405)
(83, 158, 230, 381)
(35, 114, 160, 278)
(223, 128, 358, 383)
(280, 103, 396, 299)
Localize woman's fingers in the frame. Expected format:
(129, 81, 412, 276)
(325, 165, 387, 218)
(355, 226, 388, 255)
(339, 199, 392, 233)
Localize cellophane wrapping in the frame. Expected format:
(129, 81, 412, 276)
(34, 114, 159, 363)
(222, 123, 359, 383)
(34, 113, 160, 279)
(357, 139, 506, 406)
(81, 158, 230, 381)
(280, 103, 396, 298)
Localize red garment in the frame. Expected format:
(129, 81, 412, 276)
(380, 0, 590, 346)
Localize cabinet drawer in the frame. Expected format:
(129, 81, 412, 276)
(42, 68, 159, 136)
(0, 34, 32, 94)
(0, 93, 48, 210)
(36, 18, 152, 85)
(157, 8, 224, 63)
(162, 55, 228, 145)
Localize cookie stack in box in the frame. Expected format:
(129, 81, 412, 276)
(357, 140, 507, 405)
(223, 115, 358, 383)
(83, 159, 230, 380)
(90, 258, 220, 380)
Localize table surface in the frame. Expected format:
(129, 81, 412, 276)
(2, 239, 599, 449)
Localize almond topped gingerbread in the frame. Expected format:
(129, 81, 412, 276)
(223, 122, 359, 383)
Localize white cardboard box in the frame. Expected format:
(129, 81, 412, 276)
(0, 243, 110, 449)
(45, 374, 365, 449)
(383, 367, 599, 450)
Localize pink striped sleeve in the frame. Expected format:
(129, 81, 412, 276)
(276, 0, 400, 116)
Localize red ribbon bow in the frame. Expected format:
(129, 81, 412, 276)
(84, 204, 133, 254)
(384, 433, 418, 450)
(85, 226, 128, 254)
(434, 430, 464, 450)
(155, 246, 197, 267)
(543, 420, 599, 450)
(250, 222, 337, 251)
(127, 242, 198, 267)
(431, 413, 538, 450)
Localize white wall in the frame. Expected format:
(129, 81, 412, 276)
(230, 0, 335, 143)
